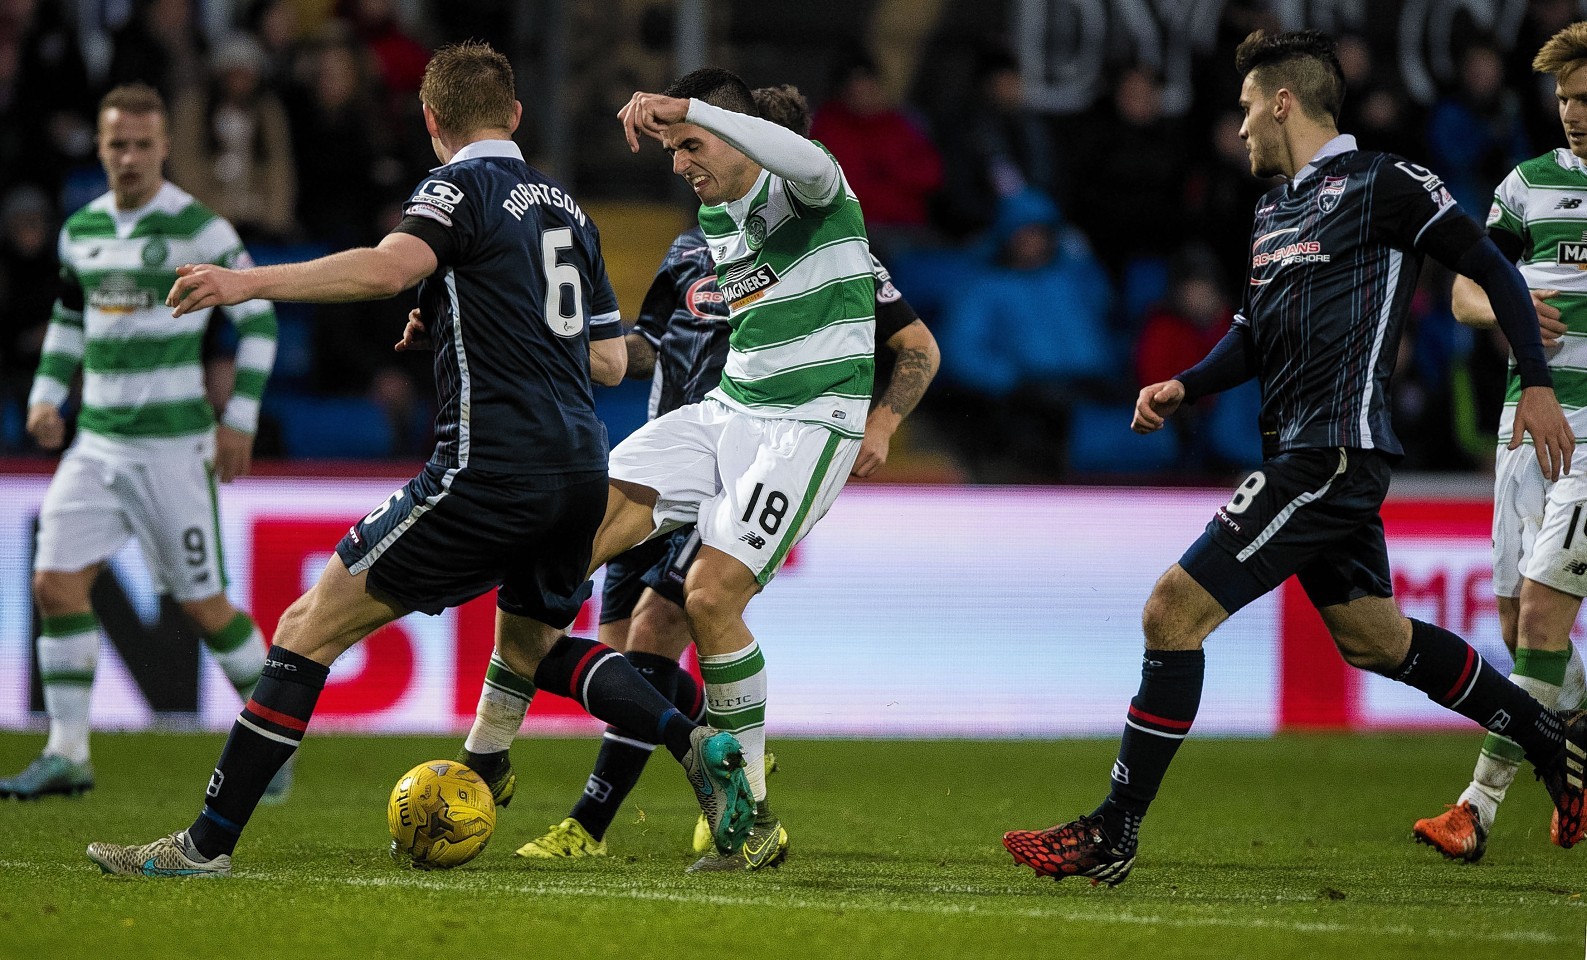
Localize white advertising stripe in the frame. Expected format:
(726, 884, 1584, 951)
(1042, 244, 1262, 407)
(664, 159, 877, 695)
(0, 476, 1506, 737)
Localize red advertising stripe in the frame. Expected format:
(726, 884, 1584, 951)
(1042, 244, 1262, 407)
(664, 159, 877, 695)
(1278, 497, 1494, 731)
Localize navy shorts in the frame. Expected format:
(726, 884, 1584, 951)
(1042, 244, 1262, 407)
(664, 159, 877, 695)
(598, 524, 699, 624)
(335, 463, 606, 626)
(1180, 447, 1394, 614)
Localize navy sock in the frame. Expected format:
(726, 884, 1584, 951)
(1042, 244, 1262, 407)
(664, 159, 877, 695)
(1393, 619, 1564, 766)
(568, 652, 686, 839)
(1095, 649, 1205, 849)
(675, 668, 705, 723)
(188, 648, 329, 859)
(533, 637, 696, 762)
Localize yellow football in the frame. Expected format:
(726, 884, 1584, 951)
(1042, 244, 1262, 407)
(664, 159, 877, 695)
(387, 760, 496, 869)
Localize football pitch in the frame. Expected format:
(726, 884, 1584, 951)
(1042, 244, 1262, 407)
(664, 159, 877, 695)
(1, 732, 1582, 960)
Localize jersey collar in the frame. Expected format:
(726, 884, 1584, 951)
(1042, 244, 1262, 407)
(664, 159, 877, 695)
(94, 181, 189, 223)
(436, 139, 524, 169)
(1292, 134, 1358, 186)
(1556, 148, 1587, 175)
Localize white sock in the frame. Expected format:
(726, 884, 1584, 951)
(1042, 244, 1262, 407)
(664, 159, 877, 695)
(464, 653, 534, 755)
(1560, 644, 1587, 712)
(698, 639, 769, 802)
(1461, 672, 1563, 830)
(38, 613, 99, 765)
(203, 613, 267, 701)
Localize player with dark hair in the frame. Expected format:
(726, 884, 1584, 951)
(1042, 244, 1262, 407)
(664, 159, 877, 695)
(454, 67, 880, 873)
(83, 41, 754, 878)
(497, 83, 939, 862)
(1002, 29, 1587, 887)
(1415, 21, 1587, 861)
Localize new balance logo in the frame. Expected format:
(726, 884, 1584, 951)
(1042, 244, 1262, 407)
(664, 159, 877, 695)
(205, 769, 224, 798)
(739, 532, 766, 549)
(583, 775, 612, 803)
(1111, 759, 1130, 785)
(1567, 561, 1587, 576)
(1487, 709, 1511, 733)
(1559, 198, 1584, 209)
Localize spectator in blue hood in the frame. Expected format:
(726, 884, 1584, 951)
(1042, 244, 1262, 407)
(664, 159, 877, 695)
(933, 188, 1115, 479)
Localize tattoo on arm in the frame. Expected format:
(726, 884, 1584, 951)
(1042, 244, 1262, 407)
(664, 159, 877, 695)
(878, 347, 934, 419)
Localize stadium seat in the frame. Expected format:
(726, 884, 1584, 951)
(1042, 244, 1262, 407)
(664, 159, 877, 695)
(1066, 401, 1179, 473)
(1204, 380, 1263, 467)
(266, 393, 394, 459)
(595, 377, 652, 446)
(1120, 256, 1171, 329)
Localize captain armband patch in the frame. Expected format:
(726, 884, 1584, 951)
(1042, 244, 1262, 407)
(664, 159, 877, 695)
(404, 203, 453, 227)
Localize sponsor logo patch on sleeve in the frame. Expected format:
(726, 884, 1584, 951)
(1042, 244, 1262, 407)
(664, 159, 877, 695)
(404, 203, 453, 227)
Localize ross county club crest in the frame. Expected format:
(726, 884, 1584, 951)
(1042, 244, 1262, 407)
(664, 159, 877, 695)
(141, 237, 168, 267)
(745, 214, 768, 250)
(1317, 176, 1347, 215)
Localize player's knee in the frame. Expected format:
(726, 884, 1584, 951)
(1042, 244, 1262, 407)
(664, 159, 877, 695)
(178, 595, 236, 635)
(273, 594, 316, 651)
(1331, 628, 1397, 672)
(32, 570, 89, 616)
(1140, 571, 1211, 650)
(495, 630, 557, 677)
(683, 583, 743, 634)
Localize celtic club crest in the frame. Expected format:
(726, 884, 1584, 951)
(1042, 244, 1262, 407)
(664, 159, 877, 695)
(142, 237, 169, 268)
(745, 215, 767, 250)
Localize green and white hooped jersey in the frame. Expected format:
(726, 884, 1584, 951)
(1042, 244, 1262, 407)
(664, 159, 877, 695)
(697, 154, 875, 439)
(1490, 149, 1587, 442)
(29, 183, 277, 455)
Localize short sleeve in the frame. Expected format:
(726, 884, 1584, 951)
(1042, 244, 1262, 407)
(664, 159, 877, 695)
(392, 175, 476, 265)
(1486, 168, 1528, 257)
(1370, 157, 1463, 250)
(870, 255, 919, 343)
(579, 224, 622, 341)
(55, 230, 82, 313)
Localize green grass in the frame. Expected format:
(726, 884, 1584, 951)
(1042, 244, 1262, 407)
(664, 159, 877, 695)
(0, 732, 1583, 960)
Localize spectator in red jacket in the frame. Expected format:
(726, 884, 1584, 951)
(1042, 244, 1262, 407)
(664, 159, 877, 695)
(1134, 245, 1232, 389)
(811, 48, 944, 253)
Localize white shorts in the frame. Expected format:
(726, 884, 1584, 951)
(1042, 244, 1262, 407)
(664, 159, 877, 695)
(35, 438, 227, 602)
(608, 398, 859, 584)
(1493, 443, 1587, 598)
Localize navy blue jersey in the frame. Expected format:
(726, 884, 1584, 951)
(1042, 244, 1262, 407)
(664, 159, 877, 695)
(392, 140, 622, 475)
(1239, 142, 1460, 457)
(632, 227, 918, 418)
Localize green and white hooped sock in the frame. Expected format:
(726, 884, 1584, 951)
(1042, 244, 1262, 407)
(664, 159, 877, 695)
(204, 612, 267, 701)
(464, 652, 536, 755)
(1461, 646, 1572, 828)
(39, 612, 99, 765)
(699, 640, 769, 802)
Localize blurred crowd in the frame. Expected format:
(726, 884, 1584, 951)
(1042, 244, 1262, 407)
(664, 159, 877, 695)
(0, 0, 1575, 481)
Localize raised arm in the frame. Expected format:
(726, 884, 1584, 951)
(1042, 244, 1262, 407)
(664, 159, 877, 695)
(618, 92, 841, 205)
(684, 99, 841, 204)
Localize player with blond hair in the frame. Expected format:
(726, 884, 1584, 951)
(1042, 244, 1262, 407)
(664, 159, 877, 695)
(1415, 22, 1587, 861)
(0, 83, 282, 803)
